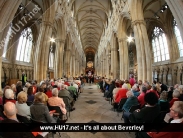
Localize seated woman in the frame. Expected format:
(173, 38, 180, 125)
(4, 89, 16, 104)
(30, 92, 56, 123)
(27, 86, 34, 102)
(114, 84, 128, 104)
(11, 84, 17, 100)
(48, 88, 67, 120)
(16, 91, 31, 119)
(122, 90, 139, 112)
(131, 84, 140, 97)
(158, 91, 169, 111)
(45, 85, 53, 98)
(113, 83, 122, 100)
(169, 90, 180, 107)
(178, 85, 183, 101)
(123, 92, 160, 123)
(138, 85, 147, 107)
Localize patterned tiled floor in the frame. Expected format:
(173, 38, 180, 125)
(48, 83, 135, 138)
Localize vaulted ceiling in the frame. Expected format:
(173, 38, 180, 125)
(74, 0, 112, 62)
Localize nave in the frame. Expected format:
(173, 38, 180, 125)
(54, 83, 134, 138)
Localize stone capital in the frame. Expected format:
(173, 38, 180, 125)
(131, 20, 146, 28)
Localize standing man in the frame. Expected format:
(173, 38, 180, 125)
(22, 72, 26, 86)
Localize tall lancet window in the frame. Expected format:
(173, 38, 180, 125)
(16, 27, 33, 62)
(173, 19, 183, 57)
(152, 27, 169, 62)
(49, 46, 54, 68)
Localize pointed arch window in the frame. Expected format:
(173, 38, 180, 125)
(49, 44, 54, 68)
(152, 27, 169, 62)
(173, 19, 183, 57)
(49, 52, 54, 68)
(16, 27, 33, 62)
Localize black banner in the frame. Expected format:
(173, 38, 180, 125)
(0, 123, 183, 132)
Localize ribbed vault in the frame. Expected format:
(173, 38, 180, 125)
(74, 0, 112, 62)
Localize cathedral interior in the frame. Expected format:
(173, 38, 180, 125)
(0, 0, 183, 86)
(0, 0, 183, 137)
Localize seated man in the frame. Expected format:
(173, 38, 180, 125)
(68, 83, 77, 101)
(123, 92, 160, 123)
(58, 85, 75, 111)
(1, 102, 43, 138)
(139, 101, 183, 138)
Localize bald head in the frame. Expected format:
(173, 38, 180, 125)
(4, 102, 17, 118)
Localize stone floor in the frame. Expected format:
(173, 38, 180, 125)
(48, 83, 135, 138)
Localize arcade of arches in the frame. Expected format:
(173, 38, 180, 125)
(0, 0, 183, 89)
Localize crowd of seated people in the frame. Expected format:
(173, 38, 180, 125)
(98, 76, 183, 137)
(0, 77, 82, 136)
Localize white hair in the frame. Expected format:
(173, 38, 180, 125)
(5, 89, 14, 99)
(52, 88, 58, 97)
(132, 84, 138, 90)
(122, 84, 128, 90)
(126, 90, 134, 98)
(173, 90, 180, 98)
(40, 81, 44, 85)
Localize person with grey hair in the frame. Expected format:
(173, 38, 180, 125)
(114, 84, 128, 104)
(132, 84, 140, 97)
(178, 85, 183, 101)
(122, 90, 139, 112)
(48, 88, 67, 115)
(138, 85, 147, 107)
(169, 90, 180, 107)
(58, 84, 75, 111)
(4, 89, 16, 104)
(2, 102, 44, 138)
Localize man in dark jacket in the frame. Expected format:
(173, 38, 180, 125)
(1, 102, 43, 138)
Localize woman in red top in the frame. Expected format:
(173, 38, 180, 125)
(115, 84, 128, 103)
(138, 85, 147, 107)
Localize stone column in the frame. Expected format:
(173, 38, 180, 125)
(130, 0, 152, 83)
(34, 21, 53, 82)
(54, 39, 64, 78)
(64, 49, 71, 77)
(166, 0, 183, 41)
(132, 20, 152, 82)
(72, 54, 75, 77)
(75, 56, 78, 77)
(118, 38, 129, 80)
(111, 48, 118, 79)
(105, 52, 109, 78)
